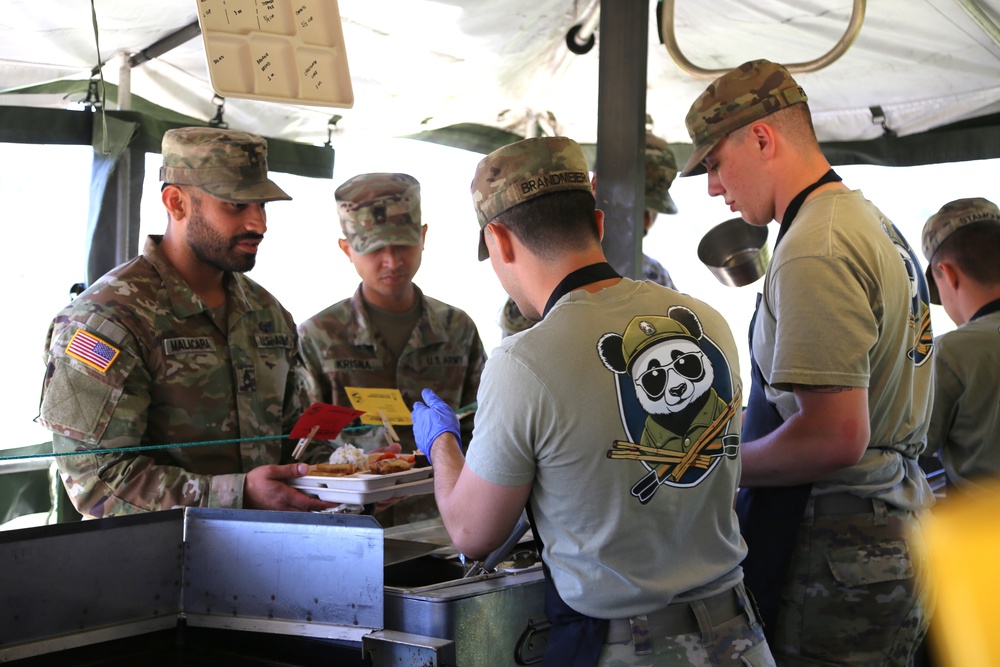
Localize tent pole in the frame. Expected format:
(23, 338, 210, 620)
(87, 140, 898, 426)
(595, 1, 648, 280)
(115, 52, 132, 267)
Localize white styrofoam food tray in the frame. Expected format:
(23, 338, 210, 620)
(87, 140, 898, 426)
(196, 0, 354, 108)
(289, 469, 434, 505)
(293, 466, 432, 491)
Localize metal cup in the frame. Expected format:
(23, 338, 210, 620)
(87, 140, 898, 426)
(697, 217, 770, 287)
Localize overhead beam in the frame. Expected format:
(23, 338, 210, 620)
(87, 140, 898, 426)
(129, 20, 202, 69)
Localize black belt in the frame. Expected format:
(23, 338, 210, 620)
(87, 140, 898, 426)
(812, 492, 876, 515)
(604, 587, 742, 643)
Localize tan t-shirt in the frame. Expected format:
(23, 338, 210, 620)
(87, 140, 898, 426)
(469, 280, 746, 618)
(752, 190, 934, 510)
(925, 310, 1000, 489)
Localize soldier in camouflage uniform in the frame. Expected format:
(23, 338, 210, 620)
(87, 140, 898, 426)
(297, 172, 487, 524)
(592, 130, 681, 290)
(682, 60, 934, 665)
(498, 131, 682, 339)
(36, 127, 334, 519)
(636, 131, 681, 290)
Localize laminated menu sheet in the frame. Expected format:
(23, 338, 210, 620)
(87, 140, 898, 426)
(196, 0, 354, 107)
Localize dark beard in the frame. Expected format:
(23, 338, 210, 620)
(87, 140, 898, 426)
(187, 205, 259, 273)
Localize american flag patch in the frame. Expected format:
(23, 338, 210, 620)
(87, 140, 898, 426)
(66, 329, 120, 373)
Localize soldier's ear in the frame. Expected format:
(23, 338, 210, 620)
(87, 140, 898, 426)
(747, 121, 777, 161)
(936, 260, 961, 293)
(162, 184, 189, 222)
(337, 238, 354, 262)
(486, 222, 516, 263)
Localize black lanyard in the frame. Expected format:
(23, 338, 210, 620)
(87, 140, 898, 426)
(970, 297, 1000, 322)
(773, 169, 842, 250)
(542, 262, 621, 318)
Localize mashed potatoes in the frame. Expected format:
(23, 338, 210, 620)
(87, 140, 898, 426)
(329, 443, 369, 472)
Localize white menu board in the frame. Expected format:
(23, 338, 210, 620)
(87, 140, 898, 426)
(196, 0, 354, 108)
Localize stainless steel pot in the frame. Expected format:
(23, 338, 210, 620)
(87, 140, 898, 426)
(697, 217, 770, 287)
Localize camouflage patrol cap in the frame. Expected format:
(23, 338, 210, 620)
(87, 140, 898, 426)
(620, 315, 697, 373)
(644, 132, 678, 215)
(921, 197, 1000, 304)
(498, 296, 537, 337)
(335, 173, 423, 254)
(680, 59, 808, 177)
(471, 136, 592, 261)
(159, 127, 291, 204)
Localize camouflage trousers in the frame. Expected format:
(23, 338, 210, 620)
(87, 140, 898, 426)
(598, 582, 775, 666)
(771, 497, 931, 666)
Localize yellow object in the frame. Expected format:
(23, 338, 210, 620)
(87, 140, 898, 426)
(920, 481, 1000, 667)
(344, 387, 412, 426)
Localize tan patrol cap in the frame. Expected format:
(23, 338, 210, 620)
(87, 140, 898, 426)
(681, 59, 808, 177)
(921, 197, 1000, 304)
(160, 127, 291, 204)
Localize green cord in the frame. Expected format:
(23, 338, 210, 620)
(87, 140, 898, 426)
(1, 402, 477, 462)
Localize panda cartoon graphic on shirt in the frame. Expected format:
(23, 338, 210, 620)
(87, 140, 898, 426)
(598, 305, 740, 504)
(880, 218, 934, 366)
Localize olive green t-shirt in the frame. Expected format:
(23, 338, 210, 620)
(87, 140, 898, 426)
(752, 190, 934, 510)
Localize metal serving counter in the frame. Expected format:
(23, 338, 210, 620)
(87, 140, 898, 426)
(0, 508, 546, 666)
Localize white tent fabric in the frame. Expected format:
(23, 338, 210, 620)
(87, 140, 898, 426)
(1, 0, 999, 151)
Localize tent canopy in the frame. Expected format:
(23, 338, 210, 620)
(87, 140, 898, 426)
(2, 0, 999, 164)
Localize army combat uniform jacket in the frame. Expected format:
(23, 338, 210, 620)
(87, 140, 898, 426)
(37, 235, 303, 518)
(298, 285, 487, 452)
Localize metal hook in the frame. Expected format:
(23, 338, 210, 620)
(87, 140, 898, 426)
(209, 94, 228, 129)
(83, 78, 103, 110)
(566, 0, 600, 55)
(324, 114, 342, 148)
(869, 106, 897, 138)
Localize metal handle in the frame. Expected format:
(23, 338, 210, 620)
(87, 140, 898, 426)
(483, 517, 531, 572)
(515, 616, 551, 665)
(660, 0, 867, 79)
(463, 514, 532, 578)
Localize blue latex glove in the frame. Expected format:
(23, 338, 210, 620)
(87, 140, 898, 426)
(411, 388, 460, 464)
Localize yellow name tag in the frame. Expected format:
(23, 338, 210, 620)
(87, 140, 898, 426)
(344, 387, 412, 425)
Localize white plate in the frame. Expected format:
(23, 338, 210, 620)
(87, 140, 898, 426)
(292, 466, 433, 491)
(289, 476, 434, 505)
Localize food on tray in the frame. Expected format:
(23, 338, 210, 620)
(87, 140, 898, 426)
(309, 463, 355, 477)
(310, 444, 421, 477)
(371, 458, 413, 475)
(329, 443, 370, 472)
